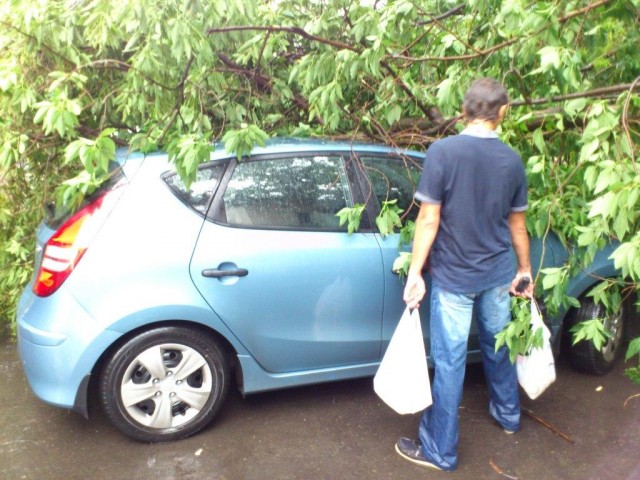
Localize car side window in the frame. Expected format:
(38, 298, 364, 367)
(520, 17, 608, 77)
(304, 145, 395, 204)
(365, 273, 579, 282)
(219, 155, 353, 230)
(164, 163, 226, 215)
(359, 155, 422, 222)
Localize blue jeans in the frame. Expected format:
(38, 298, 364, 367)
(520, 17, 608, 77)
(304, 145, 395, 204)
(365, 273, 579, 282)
(419, 281, 520, 471)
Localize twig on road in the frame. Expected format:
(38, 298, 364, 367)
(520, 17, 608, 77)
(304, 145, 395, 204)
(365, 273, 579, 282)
(624, 393, 640, 409)
(489, 458, 519, 479)
(522, 407, 575, 444)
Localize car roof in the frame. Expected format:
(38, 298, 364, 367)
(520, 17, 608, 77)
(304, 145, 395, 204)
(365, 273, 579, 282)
(215, 137, 423, 159)
(114, 138, 423, 164)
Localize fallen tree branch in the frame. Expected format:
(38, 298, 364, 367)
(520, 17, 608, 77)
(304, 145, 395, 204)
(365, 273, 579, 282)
(560, 0, 613, 23)
(215, 52, 317, 124)
(419, 3, 465, 25)
(206, 25, 358, 53)
(392, 82, 640, 137)
(217, 53, 273, 93)
(205, 3, 622, 132)
(511, 82, 640, 107)
(394, 0, 614, 63)
(156, 54, 196, 143)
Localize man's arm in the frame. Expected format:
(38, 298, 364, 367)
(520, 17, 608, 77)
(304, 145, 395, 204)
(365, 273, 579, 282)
(508, 211, 534, 298)
(403, 202, 441, 309)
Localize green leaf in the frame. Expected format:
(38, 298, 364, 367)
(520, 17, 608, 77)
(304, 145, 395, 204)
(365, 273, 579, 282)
(223, 124, 269, 159)
(532, 129, 545, 153)
(624, 366, 640, 384)
(399, 221, 415, 248)
(537, 46, 561, 71)
(385, 104, 402, 127)
(565, 98, 587, 116)
(588, 192, 616, 219)
(436, 78, 454, 107)
(540, 267, 565, 290)
(625, 337, 640, 361)
(375, 199, 403, 237)
(336, 204, 365, 235)
(392, 252, 411, 277)
(570, 320, 612, 350)
(580, 139, 600, 162)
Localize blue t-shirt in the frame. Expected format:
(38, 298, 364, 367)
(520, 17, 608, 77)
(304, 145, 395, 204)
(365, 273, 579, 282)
(415, 127, 527, 293)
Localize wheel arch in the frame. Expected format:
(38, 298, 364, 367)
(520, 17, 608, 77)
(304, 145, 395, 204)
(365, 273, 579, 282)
(85, 320, 242, 419)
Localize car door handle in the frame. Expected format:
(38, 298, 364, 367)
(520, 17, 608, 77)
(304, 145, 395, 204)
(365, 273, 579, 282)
(201, 268, 249, 278)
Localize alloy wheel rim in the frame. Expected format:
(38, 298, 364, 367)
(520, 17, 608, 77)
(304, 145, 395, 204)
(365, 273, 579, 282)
(120, 343, 213, 429)
(599, 304, 624, 363)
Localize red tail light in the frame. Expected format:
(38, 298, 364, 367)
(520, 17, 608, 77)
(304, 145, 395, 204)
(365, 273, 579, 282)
(33, 188, 121, 297)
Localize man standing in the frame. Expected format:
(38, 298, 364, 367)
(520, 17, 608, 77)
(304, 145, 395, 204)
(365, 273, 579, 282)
(397, 78, 534, 472)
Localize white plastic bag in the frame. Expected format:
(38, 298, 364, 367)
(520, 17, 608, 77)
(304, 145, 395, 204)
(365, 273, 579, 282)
(516, 299, 556, 400)
(374, 307, 432, 414)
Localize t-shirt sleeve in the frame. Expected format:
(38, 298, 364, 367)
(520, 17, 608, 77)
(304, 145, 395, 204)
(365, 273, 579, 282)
(415, 144, 444, 204)
(511, 160, 528, 212)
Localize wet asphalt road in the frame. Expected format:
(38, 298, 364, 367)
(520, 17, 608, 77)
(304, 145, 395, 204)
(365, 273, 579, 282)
(1, 336, 639, 480)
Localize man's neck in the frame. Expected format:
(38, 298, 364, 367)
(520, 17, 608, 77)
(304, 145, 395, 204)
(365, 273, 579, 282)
(466, 119, 498, 131)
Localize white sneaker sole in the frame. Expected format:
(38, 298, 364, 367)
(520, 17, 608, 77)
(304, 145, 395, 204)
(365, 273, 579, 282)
(394, 443, 443, 470)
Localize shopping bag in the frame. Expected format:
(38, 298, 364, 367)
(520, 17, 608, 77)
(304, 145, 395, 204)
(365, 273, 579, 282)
(374, 307, 432, 414)
(516, 299, 556, 400)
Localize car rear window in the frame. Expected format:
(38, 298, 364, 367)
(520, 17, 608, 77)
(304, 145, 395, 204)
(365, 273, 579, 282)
(359, 155, 422, 222)
(164, 163, 226, 215)
(44, 163, 126, 230)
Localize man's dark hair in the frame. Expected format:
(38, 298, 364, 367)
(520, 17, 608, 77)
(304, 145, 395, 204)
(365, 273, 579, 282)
(462, 78, 509, 122)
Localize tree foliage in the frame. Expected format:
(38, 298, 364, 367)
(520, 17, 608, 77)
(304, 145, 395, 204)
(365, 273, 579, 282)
(1, 0, 639, 376)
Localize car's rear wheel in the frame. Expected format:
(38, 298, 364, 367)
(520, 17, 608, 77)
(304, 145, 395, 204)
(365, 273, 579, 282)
(99, 326, 230, 442)
(566, 293, 627, 375)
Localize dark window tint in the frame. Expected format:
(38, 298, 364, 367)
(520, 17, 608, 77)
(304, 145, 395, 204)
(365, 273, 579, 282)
(220, 155, 353, 230)
(165, 164, 226, 214)
(360, 155, 422, 222)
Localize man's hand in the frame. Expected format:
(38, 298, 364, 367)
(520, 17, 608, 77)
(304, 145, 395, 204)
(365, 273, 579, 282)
(402, 202, 440, 309)
(510, 272, 534, 298)
(403, 273, 426, 309)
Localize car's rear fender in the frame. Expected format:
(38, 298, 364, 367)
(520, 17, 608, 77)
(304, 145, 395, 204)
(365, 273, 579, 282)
(104, 303, 250, 357)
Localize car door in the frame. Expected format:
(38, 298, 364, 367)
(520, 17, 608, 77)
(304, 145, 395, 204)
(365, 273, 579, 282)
(356, 153, 437, 352)
(190, 153, 384, 374)
(358, 153, 559, 358)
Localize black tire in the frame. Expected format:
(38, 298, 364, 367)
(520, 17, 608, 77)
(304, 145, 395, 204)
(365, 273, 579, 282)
(99, 326, 230, 442)
(566, 293, 628, 375)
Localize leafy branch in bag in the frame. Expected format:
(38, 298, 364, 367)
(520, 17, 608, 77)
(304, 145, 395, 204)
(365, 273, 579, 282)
(495, 297, 545, 364)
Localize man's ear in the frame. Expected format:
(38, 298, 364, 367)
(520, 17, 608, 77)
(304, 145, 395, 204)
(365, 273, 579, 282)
(497, 104, 509, 122)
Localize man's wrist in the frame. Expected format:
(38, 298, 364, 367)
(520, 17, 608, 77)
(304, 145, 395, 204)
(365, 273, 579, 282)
(407, 268, 423, 278)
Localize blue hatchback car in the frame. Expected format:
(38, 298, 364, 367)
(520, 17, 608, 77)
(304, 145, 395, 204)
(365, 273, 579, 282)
(16, 139, 629, 442)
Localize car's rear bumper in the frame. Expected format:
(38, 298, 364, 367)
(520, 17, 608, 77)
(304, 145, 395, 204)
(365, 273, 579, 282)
(16, 287, 120, 415)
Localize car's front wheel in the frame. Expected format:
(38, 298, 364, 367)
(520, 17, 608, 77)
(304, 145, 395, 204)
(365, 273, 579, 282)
(566, 293, 628, 375)
(99, 326, 230, 442)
